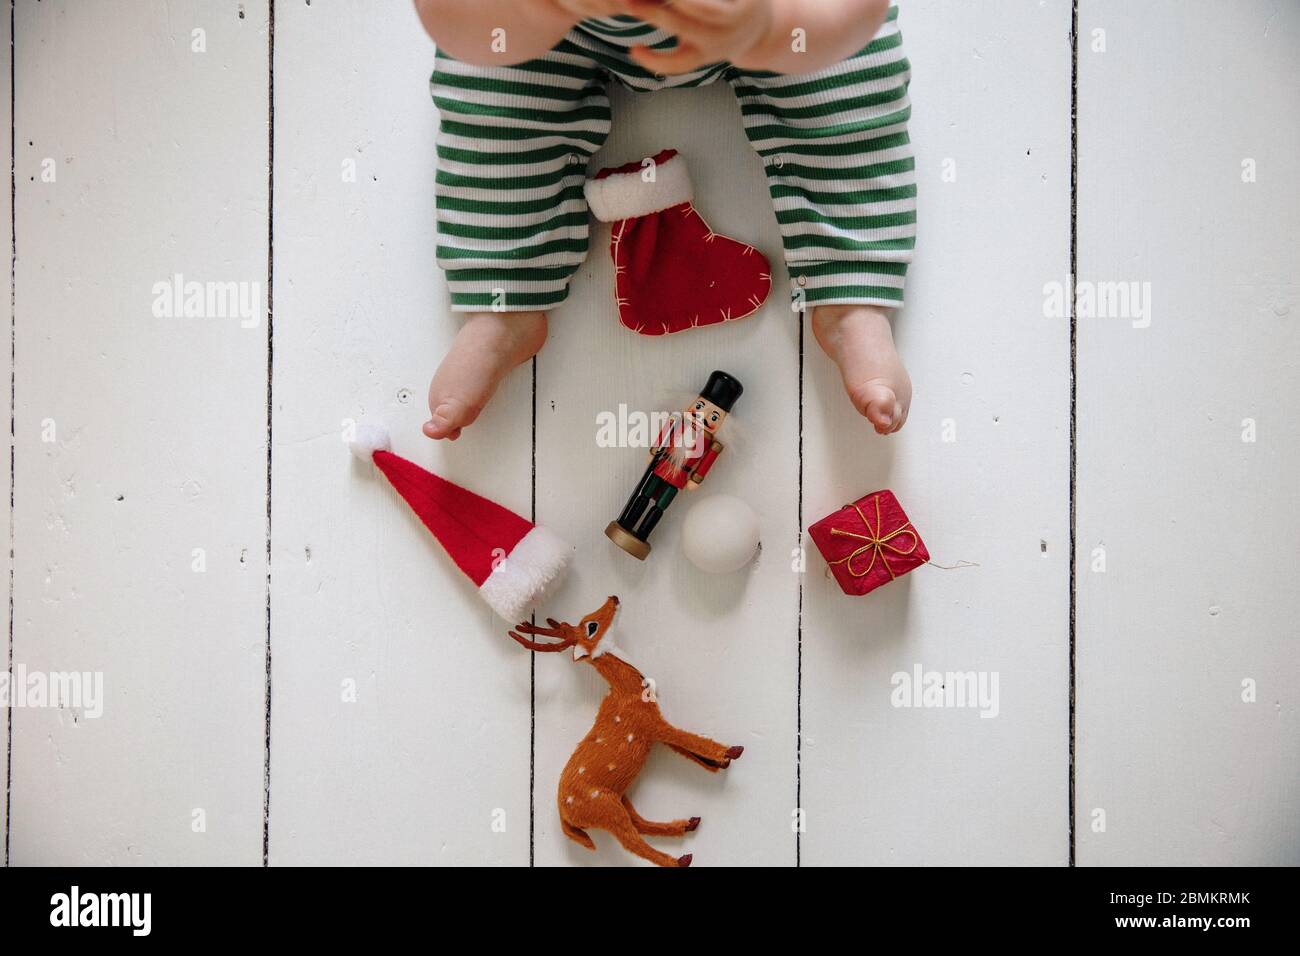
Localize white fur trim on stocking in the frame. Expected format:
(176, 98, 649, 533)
(349, 421, 391, 461)
(585, 153, 693, 223)
(478, 525, 573, 622)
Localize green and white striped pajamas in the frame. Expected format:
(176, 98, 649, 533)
(431, 6, 915, 313)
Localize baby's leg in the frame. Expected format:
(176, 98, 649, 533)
(425, 41, 611, 439)
(727, 5, 916, 434)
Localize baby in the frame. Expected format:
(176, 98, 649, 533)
(414, 0, 915, 439)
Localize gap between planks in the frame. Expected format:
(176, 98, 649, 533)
(1067, 0, 1080, 868)
(5, 0, 16, 870)
(262, 0, 276, 868)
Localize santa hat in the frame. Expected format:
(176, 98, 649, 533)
(349, 423, 571, 622)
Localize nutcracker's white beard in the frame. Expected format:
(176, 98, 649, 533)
(663, 414, 709, 467)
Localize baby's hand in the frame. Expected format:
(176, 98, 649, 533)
(626, 0, 892, 76)
(624, 0, 775, 74)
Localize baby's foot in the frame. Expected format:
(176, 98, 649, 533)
(424, 311, 548, 440)
(811, 304, 911, 435)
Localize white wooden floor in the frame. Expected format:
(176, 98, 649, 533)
(5, 0, 1298, 867)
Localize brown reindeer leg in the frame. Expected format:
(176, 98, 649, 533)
(561, 819, 596, 851)
(604, 805, 692, 868)
(621, 795, 700, 837)
(658, 724, 745, 771)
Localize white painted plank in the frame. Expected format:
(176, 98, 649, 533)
(801, 0, 1072, 865)
(1, 2, 11, 863)
(11, 0, 268, 864)
(533, 84, 801, 867)
(268, 0, 533, 865)
(1076, 0, 1300, 865)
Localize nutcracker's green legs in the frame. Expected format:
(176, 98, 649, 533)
(617, 464, 678, 542)
(617, 461, 656, 528)
(632, 478, 676, 540)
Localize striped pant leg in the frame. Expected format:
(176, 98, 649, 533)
(727, 5, 917, 310)
(431, 42, 612, 312)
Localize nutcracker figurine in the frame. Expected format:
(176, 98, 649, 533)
(605, 371, 743, 560)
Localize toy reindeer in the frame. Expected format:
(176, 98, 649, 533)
(509, 596, 744, 868)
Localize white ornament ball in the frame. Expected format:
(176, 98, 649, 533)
(681, 494, 760, 574)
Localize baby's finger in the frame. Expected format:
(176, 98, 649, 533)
(618, 0, 710, 38)
(644, 0, 739, 26)
(629, 41, 714, 75)
(554, 0, 620, 19)
(555, 1, 609, 17)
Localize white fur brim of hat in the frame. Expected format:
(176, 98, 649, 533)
(584, 152, 693, 223)
(478, 525, 572, 622)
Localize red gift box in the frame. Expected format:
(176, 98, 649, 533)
(808, 490, 929, 595)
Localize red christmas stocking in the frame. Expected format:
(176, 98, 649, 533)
(584, 149, 772, 336)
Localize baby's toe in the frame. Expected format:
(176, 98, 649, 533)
(851, 381, 899, 434)
(423, 423, 463, 441)
(889, 399, 909, 434)
(424, 398, 480, 440)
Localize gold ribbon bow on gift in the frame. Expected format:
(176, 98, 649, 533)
(828, 495, 919, 580)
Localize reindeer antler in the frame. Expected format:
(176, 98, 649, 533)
(508, 619, 576, 653)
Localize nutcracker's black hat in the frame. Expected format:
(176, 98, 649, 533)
(699, 370, 743, 412)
